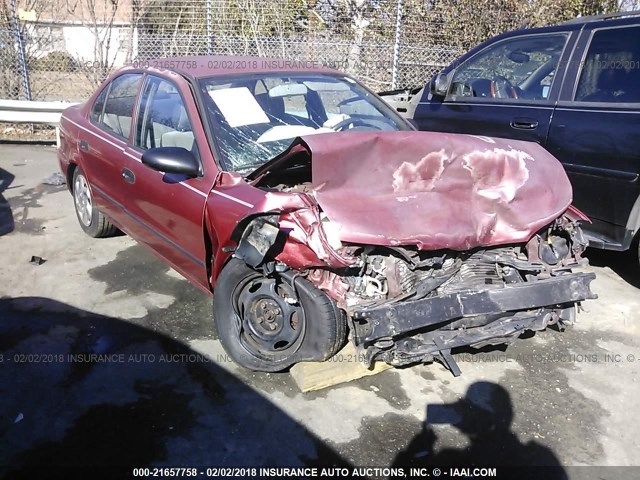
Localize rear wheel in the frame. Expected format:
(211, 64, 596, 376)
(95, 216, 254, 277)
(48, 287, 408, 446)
(72, 167, 119, 238)
(213, 259, 346, 372)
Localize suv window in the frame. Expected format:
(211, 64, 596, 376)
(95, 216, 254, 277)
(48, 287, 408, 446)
(99, 74, 142, 140)
(134, 77, 197, 154)
(449, 34, 568, 101)
(575, 26, 640, 103)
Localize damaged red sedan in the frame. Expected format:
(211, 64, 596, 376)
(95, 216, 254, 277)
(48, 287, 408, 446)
(58, 57, 596, 374)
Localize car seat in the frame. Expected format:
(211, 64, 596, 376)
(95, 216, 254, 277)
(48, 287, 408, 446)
(160, 104, 195, 151)
(581, 67, 629, 102)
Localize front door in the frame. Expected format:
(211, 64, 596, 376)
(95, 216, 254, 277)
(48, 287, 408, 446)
(122, 75, 216, 288)
(415, 32, 574, 145)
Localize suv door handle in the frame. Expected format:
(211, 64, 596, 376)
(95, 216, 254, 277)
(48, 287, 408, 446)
(121, 168, 135, 184)
(510, 119, 539, 130)
(79, 140, 89, 152)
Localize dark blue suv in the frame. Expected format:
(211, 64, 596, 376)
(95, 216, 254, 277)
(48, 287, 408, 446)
(411, 12, 640, 260)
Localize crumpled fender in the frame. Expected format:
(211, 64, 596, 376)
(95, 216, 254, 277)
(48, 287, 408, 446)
(232, 191, 355, 270)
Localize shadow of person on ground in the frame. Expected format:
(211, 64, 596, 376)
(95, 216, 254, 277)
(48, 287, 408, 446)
(584, 247, 640, 289)
(0, 297, 349, 479)
(393, 381, 567, 479)
(0, 167, 15, 236)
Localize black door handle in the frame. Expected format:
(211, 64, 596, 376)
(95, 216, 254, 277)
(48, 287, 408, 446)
(121, 168, 135, 184)
(79, 140, 89, 152)
(510, 119, 539, 130)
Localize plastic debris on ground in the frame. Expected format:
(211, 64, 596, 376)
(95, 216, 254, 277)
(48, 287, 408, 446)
(42, 172, 65, 186)
(29, 256, 45, 265)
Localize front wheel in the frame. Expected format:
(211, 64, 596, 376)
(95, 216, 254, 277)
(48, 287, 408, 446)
(213, 259, 346, 372)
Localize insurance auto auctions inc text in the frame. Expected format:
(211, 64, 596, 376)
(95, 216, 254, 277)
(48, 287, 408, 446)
(255, 467, 497, 478)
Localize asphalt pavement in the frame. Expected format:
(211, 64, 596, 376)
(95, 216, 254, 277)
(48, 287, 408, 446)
(0, 144, 639, 479)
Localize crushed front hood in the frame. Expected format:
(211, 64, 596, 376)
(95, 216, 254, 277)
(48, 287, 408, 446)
(298, 131, 572, 251)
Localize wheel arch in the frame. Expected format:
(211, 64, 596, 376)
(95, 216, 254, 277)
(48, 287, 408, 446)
(207, 211, 283, 290)
(66, 162, 78, 193)
(626, 194, 640, 240)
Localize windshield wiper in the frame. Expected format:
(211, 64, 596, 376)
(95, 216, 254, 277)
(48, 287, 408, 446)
(237, 163, 267, 176)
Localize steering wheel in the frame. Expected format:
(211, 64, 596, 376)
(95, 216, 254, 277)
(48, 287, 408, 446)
(490, 76, 520, 99)
(330, 117, 378, 132)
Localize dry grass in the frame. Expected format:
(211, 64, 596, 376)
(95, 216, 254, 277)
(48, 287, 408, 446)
(0, 123, 57, 142)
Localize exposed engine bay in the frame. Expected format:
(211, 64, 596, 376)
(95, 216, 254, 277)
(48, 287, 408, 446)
(317, 215, 593, 374)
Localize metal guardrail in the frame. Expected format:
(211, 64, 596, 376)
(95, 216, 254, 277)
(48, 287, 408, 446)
(0, 99, 78, 146)
(0, 99, 77, 125)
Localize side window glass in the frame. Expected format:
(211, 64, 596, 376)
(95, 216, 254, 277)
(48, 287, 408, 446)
(101, 74, 142, 140)
(449, 34, 567, 101)
(575, 26, 640, 103)
(135, 77, 196, 154)
(90, 86, 109, 123)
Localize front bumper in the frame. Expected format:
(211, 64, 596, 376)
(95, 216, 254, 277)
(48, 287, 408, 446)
(351, 272, 597, 371)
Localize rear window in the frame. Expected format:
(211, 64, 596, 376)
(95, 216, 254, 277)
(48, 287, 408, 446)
(89, 87, 109, 124)
(575, 25, 640, 103)
(97, 74, 143, 140)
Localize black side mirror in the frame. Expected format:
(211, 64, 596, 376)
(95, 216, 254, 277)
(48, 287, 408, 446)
(141, 147, 199, 177)
(430, 72, 452, 97)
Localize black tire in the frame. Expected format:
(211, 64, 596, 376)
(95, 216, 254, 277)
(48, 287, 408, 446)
(213, 258, 346, 372)
(72, 167, 119, 238)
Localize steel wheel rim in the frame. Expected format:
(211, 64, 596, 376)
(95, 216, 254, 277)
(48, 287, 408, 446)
(74, 175, 93, 227)
(232, 274, 305, 362)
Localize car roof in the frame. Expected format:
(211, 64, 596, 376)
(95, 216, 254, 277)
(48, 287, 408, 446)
(560, 9, 640, 25)
(137, 55, 344, 80)
(472, 9, 640, 45)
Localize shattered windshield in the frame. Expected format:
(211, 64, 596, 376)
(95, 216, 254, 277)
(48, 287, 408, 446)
(199, 73, 409, 173)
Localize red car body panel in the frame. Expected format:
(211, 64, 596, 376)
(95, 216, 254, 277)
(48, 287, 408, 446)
(59, 67, 219, 294)
(57, 57, 582, 301)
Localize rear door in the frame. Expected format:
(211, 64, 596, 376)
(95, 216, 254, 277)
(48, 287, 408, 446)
(80, 73, 142, 225)
(415, 31, 575, 144)
(121, 74, 215, 287)
(546, 23, 640, 245)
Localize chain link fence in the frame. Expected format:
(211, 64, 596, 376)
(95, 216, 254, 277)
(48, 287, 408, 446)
(1, 0, 637, 103)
